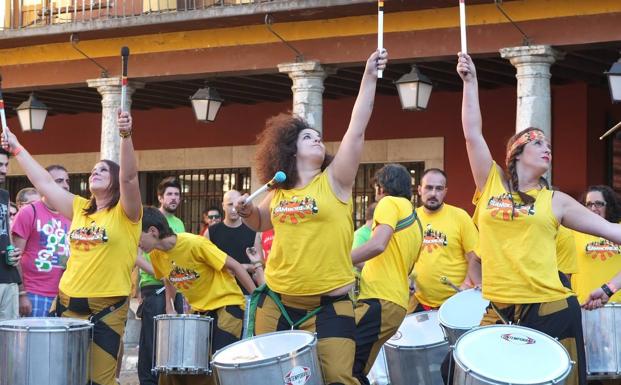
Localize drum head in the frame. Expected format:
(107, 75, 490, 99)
(438, 289, 489, 329)
(385, 311, 445, 348)
(0, 317, 92, 331)
(212, 330, 315, 365)
(454, 325, 571, 384)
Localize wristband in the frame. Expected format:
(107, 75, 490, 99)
(601, 283, 615, 298)
(119, 129, 132, 138)
(11, 146, 22, 156)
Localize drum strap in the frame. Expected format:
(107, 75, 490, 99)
(88, 297, 128, 324)
(246, 284, 323, 337)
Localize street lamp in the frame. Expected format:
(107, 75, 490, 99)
(394, 65, 433, 111)
(190, 83, 223, 122)
(15, 93, 49, 132)
(606, 56, 621, 103)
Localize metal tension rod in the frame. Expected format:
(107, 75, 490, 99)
(70, 33, 110, 78)
(265, 14, 305, 63)
(494, 0, 532, 46)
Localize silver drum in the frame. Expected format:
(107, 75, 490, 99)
(211, 330, 324, 385)
(438, 289, 489, 345)
(384, 311, 449, 385)
(0, 317, 92, 385)
(153, 314, 213, 374)
(582, 304, 621, 379)
(452, 325, 572, 385)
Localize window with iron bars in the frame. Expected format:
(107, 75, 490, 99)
(5, 173, 91, 201)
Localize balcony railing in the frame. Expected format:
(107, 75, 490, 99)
(1, 0, 275, 30)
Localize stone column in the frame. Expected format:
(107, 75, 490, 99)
(278, 61, 334, 134)
(87, 77, 144, 163)
(500, 45, 564, 180)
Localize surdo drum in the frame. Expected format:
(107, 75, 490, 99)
(211, 330, 324, 385)
(153, 314, 213, 374)
(0, 317, 92, 385)
(452, 324, 572, 385)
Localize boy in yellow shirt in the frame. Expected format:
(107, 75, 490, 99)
(139, 206, 256, 385)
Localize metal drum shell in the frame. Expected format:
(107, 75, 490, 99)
(438, 289, 489, 346)
(211, 330, 324, 385)
(384, 311, 449, 385)
(0, 317, 92, 385)
(452, 324, 572, 385)
(582, 304, 621, 379)
(153, 314, 213, 375)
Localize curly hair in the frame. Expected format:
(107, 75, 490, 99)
(504, 127, 549, 207)
(254, 113, 332, 190)
(582, 185, 621, 223)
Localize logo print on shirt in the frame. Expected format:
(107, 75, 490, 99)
(273, 196, 318, 224)
(35, 218, 70, 272)
(422, 224, 448, 253)
(486, 193, 535, 221)
(585, 239, 621, 261)
(168, 262, 200, 290)
(69, 221, 108, 251)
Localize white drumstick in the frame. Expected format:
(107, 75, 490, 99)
(377, 0, 384, 78)
(459, 0, 467, 54)
(244, 171, 286, 204)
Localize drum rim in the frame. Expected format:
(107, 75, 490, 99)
(452, 324, 573, 384)
(154, 314, 213, 320)
(384, 310, 447, 349)
(0, 317, 93, 331)
(211, 330, 317, 369)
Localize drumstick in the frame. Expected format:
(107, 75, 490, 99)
(440, 276, 462, 293)
(120, 46, 130, 112)
(377, 0, 384, 78)
(0, 75, 9, 141)
(244, 171, 286, 204)
(599, 121, 621, 140)
(459, 0, 467, 54)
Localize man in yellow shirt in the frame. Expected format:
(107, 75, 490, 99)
(139, 206, 256, 385)
(351, 164, 422, 385)
(409, 168, 480, 313)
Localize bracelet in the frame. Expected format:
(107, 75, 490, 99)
(19, 291, 27, 296)
(601, 283, 615, 297)
(119, 129, 132, 138)
(253, 261, 264, 269)
(11, 146, 22, 156)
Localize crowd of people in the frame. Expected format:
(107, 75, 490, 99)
(0, 49, 620, 385)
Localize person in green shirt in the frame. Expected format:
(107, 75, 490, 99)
(353, 201, 377, 250)
(137, 177, 186, 385)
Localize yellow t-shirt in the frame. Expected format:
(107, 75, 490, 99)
(570, 230, 621, 304)
(60, 197, 141, 297)
(359, 196, 422, 310)
(556, 225, 578, 275)
(472, 163, 571, 303)
(267, 170, 355, 295)
(413, 204, 478, 307)
(151, 233, 245, 312)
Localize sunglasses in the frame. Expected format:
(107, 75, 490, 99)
(207, 214, 221, 219)
(585, 201, 606, 209)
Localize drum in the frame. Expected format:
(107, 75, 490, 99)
(384, 311, 449, 385)
(438, 288, 489, 345)
(452, 324, 572, 385)
(211, 330, 324, 385)
(153, 314, 213, 374)
(367, 346, 390, 385)
(0, 317, 92, 385)
(582, 304, 621, 379)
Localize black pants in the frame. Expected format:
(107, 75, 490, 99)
(137, 285, 184, 385)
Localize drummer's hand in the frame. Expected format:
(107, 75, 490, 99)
(234, 194, 253, 219)
(457, 52, 477, 82)
(117, 109, 133, 137)
(0, 125, 21, 154)
(19, 293, 32, 316)
(364, 49, 388, 78)
(582, 287, 608, 310)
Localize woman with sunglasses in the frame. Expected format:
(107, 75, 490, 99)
(573, 186, 621, 305)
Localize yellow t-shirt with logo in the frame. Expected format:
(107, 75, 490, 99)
(413, 204, 478, 307)
(267, 170, 355, 296)
(359, 196, 422, 310)
(60, 196, 142, 297)
(151, 233, 245, 312)
(570, 230, 621, 304)
(556, 225, 578, 275)
(473, 163, 571, 303)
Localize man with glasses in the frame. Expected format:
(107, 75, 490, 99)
(11, 165, 71, 317)
(409, 168, 480, 313)
(199, 207, 221, 236)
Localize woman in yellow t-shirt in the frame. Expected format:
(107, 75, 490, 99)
(234, 49, 387, 385)
(2, 111, 141, 385)
(572, 186, 621, 304)
(455, 54, 621, 385)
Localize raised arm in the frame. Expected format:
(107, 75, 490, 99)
(1, 126, 74, 219)
(554, 191, 621, 243)
(328, 49, 388, 201)
(457, 53, 496, 191)
(117, 110, 141, 222)
(234, 191, 274, 232)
